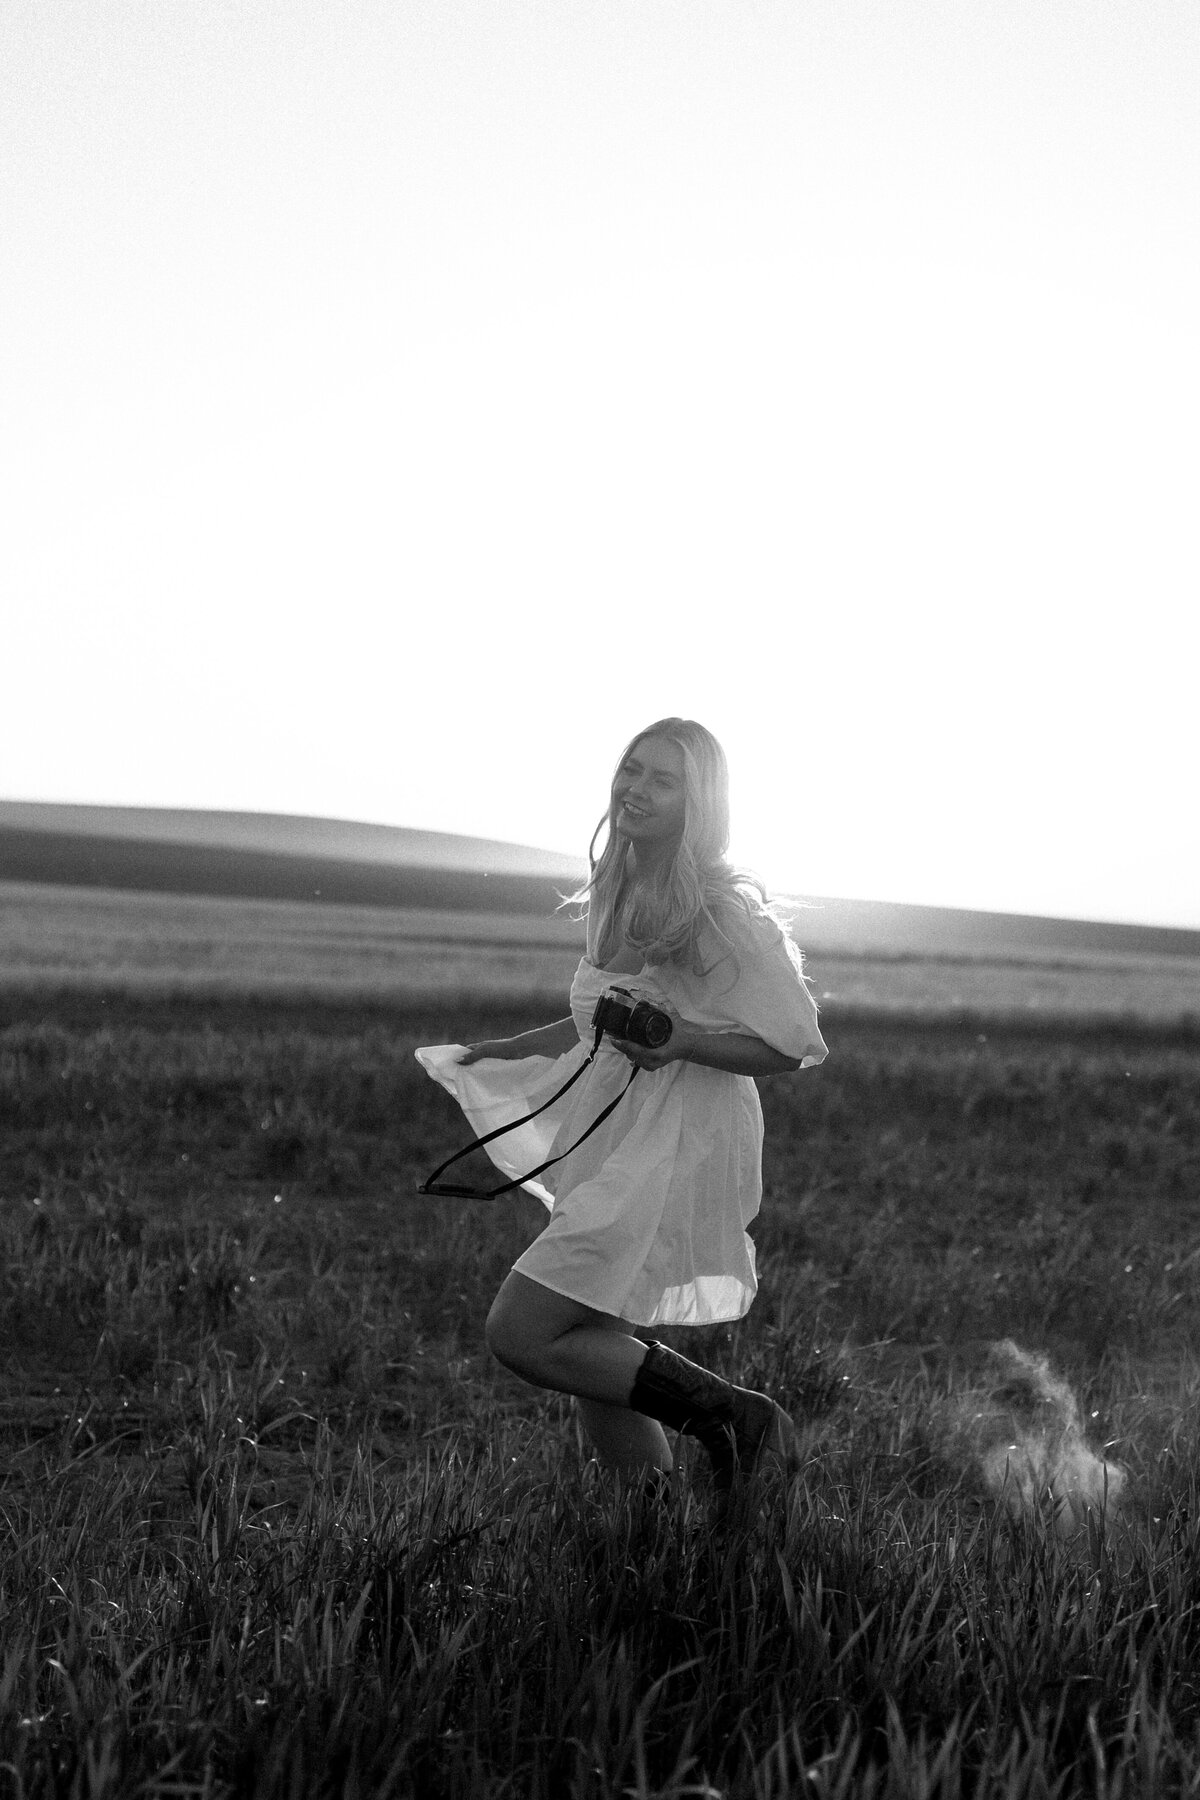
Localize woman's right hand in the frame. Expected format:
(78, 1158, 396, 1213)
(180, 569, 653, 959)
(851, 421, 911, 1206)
(456, 1016, 577, 1065)
(458, 1039, 519, 1065)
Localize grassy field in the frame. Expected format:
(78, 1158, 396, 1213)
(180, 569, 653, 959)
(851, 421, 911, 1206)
(6, 879, 1200, 1022)
(2, 960, 1200, 1796)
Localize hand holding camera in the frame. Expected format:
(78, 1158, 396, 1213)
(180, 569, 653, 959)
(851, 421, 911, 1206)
(591, 985, 693, 1070)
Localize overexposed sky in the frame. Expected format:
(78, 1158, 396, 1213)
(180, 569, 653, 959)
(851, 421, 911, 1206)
(2, 1, 1198, 926)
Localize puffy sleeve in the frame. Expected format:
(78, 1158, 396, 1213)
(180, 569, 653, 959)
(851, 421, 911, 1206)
(657, 906, 829, 1069)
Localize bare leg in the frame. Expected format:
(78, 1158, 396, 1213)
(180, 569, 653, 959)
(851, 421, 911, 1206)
(485, 1272, 671, 1475)
(485, 1272, 650, 1402)
(576, 1398, 673, 1476)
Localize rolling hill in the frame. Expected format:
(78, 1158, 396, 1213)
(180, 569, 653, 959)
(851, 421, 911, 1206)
(2, 798, 1198, 963)
(0, 800, 588, 917)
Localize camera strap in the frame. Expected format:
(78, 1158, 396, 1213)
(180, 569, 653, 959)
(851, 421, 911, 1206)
(415, 1023, 638, 1200)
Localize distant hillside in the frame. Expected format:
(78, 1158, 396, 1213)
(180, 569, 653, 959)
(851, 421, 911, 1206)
(790, 894, 1200, 963)
(0, 801, 586, 877)
(0, 800, 587, 916)
(2, 798, 1198, 961)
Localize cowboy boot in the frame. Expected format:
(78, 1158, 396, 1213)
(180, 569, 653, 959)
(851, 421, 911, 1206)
(629, 1341, 799, 1489)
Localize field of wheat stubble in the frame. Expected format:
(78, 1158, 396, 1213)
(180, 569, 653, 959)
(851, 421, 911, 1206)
(2, 885, 1200, 1796)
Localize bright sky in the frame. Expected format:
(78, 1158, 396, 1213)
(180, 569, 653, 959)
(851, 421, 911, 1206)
(2, 2, 1197, 927)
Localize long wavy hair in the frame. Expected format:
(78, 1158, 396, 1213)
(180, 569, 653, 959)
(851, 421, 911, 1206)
(564, 717, 783, 976)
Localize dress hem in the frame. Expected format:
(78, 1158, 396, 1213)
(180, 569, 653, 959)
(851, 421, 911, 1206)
(508, 1260, 755, 1330)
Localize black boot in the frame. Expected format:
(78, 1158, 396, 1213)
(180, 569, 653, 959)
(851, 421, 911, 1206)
(629, 1341, 799, 1489)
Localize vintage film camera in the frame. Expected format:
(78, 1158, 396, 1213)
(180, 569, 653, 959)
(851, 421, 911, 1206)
(591, 985, 673, 1050)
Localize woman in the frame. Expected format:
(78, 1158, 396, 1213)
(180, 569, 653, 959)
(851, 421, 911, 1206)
(417, 718, 827, 1487)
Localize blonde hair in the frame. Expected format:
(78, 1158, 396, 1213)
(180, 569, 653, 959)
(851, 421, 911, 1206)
(564, 717, 785, 977)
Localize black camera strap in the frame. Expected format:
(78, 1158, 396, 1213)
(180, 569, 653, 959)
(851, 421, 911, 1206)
(416, 1023, 638, 1200)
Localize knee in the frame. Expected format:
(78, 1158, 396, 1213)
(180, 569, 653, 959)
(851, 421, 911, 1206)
(485, 1291, 536, 1379)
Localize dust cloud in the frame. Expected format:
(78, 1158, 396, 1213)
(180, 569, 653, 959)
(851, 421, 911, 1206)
(950, 1340, 1125, 1534)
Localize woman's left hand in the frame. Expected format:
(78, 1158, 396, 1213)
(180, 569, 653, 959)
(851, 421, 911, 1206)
(612, 998, 700, 1072)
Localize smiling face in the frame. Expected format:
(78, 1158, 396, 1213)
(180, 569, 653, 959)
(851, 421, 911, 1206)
(613, 735, 688, 855)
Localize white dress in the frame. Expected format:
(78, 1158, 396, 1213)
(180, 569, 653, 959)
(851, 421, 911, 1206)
(415, 911, 828, 1329)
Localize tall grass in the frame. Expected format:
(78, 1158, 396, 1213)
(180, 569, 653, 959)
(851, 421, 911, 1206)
(6, 1349, 1200, 1797)
(1, 992, 1199, 1794)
